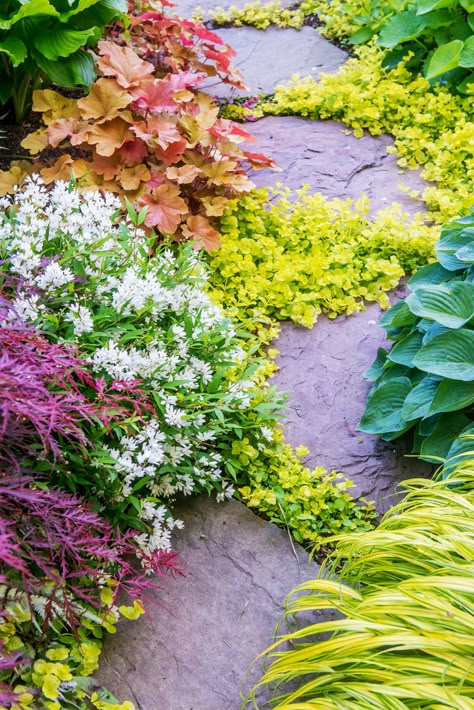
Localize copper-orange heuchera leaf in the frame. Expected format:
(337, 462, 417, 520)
(132, 117, 182, 148)
(165, 165, 201, 184)
(138, 184, 188, 233)
(97, 40, 154, 89)
(47, 118, 89, 148)
(88, 118, 133, 157)
(77, 79, 132, 121)
(182, 215, 221, 251)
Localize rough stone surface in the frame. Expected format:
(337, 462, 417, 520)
(248, 116, 427, 213)
(96, 497, 324, 710)
(272, 284, 432, 513)
(202, 27, 347, 97)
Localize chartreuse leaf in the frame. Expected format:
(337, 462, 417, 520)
(405, 282, 474, 328)
(359, 377, 412, 435)
(461, 0, 474, 11)
(425, 40, 464, 79)
(430, 379, 474, 415)
(413, 329, 474, 380)
(0, 35, 27, 66)
(34, 26, 95, 60)
(459, 35, 474, 67)
(377, 12, 427, 48)
(443, 424, 474, 473)
(401, 376, 439, 421)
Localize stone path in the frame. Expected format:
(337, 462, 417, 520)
(98, 9, 431, 709)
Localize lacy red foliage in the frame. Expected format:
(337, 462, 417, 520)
(0, 301, 180, 635)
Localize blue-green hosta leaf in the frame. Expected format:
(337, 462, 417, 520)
(365, 347, 388, 381)
(0, 35, 27, 66)
(436, 229, 474, 270)
(34, 26, 95, 60)
(422, 322, 451, 343)
(359, 377, 412, 435)
(377, 12, 427, 48)
(379, 300, 418, 329)
(388, 331, 424, 366)
(455, 240, 474, 262)
(416, 0, 457, 12)
(67, 0, 126, 26)
(430, 379, 474, 415)
(406, 282, 474, 328)
(407, 262, 454, 290)
(401, 376, 440, 421)
(420, 412, 471, 461)
(0, 0, 59, 30)
(425, 40, 464, 79)
(442, 424, 474, 475)
(413, 329, 474, 380)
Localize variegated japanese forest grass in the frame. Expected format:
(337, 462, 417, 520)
(244, 459, 474, 709)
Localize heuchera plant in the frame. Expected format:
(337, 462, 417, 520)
(4, 1, 275, 247)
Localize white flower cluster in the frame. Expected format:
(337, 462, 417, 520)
(0, 177, 278, 554)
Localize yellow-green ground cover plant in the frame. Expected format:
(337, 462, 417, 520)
(244, 460, 474, 709)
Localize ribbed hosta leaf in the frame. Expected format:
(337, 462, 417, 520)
(34, 26, 94, 60)
(430, 379, 474, 414)
(401, 377, 439, 421)
(359, 377, 412, 435)
(406, 282, 474, 328)
(388, 331, 424, 366)
(413, 329, 474, 380)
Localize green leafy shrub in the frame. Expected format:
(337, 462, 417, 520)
(344, 0, 474, 90)
(208, 186, 435, 329)
(239, 434, 376, 545)
(360, 207, 474, 466)
(245, 463, 474, 708)
(249, 45, 474, 222)
(0, 0, 127, 122)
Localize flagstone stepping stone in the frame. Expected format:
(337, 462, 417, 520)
(248, 116, 427, 213)
(272, 287, 432, 514)
(203, 27, 347, 97)
(96, 496, 325, 709)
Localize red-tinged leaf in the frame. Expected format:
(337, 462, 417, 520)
(146, 171, 166, 189)
(47, 118, 89, 148)
(88, 118, 133, 157)
(155, 138, 187, 166)
(137, 184, 188, 233)
(193, 26, 224, 45)
(120, 139, 148, 166)
(77, 78, 131, 120)
(132, 116, 182, 148)
(92, 153, 122, 180)
(166, 164, 201, 184)
(97, 40, 154, 89)
(182, 214, 221, 251)
(130, 73, 205, 112)
(203, 47, 233, 72)
(243, 151, 280, 170)
(209, 118, 256, 143)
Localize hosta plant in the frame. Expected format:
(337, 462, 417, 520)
(245, 463, 474, 709)
(360, 207, 474, 465)
(0, 0, 127, 122)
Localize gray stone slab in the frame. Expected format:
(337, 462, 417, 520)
(201, 27, 347, 97)
(248, 116, 427, 214)
(271, 284, 432, 514)
(96, 496, 324, 710)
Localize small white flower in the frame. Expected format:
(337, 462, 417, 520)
(67, 304, 94, 336)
